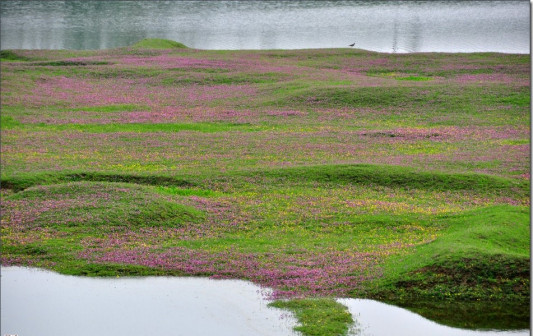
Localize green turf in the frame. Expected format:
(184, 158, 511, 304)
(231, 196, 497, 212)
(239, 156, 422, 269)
(269, 299, 354, 336)
(131, 38, 189, 49)
(369, 205, 530, 303)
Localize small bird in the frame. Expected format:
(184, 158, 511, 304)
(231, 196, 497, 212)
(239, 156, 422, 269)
(349, 43, 355, 47)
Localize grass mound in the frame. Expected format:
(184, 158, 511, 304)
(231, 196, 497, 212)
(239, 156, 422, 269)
(2, 181, 204, 229)
(0, 50, 28, 61)
(241, 164, 529, 197)
(1, 171, 194, 192)
(131, 38, 189, 49)
(283, 85, 529, 111)
(291, 86, 422, 108)
(2, 122, 264, 134)
(371, 205, 530, 303)
(366, 205, 530, 328)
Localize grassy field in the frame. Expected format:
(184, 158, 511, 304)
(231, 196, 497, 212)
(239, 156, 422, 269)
(1, 39, 529, 335)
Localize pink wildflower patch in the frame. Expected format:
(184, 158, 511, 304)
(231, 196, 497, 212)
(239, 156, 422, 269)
(117, 55, 238, 70)
(266, 110, 306, 117)
(78, 246, 383, 298)
(454, 73, 527, 85)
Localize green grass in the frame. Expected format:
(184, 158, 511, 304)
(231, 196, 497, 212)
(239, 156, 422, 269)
(366, 70, 432, 81)
(370, 205, 530, 303)
(487, 91, 530, 107)
(289, 86, 423, 108)
(160, 72, 288, 85)
(154, 186, 222, 197)
(284, 85, 529, 111)
(63, 104, 147, 112)
(354, 205, 530, 329)
(1, 121, 268, 133)
(0, 115, 23, 128)
(239, 164, 529, 197)
(4, 182, 205, 229)
(56, 262, 171, 277)
(269, 299, 354, 336)
(396, 76, 432, 81)
(3, 164, 527, 197)
(0, 50, 29, 62)
(31, 60, 109, 66)
(1, 171, 195, 192)
(131, 38, 189, 49)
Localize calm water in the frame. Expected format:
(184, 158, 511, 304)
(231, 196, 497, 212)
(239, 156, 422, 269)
(338, 299, 530, 336)
(1, 267, 298, 336)
(0, 1, 529, 53)
(1, 267, 529, 336)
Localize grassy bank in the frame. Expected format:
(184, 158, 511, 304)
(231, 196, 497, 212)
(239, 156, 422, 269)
(1, 39, 529, 335)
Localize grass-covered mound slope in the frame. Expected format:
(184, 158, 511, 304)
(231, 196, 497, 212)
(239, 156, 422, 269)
(131, 38, 188, 49)
(2, 181, 204, 230)
(0, 50, 29, 62)
(1, 171, 195, 192)
(1, 39, 529, 335)
(1, 181, 207, 275)
(367, 205, 529, 328)
(2, 163, 528, 196)
(239, 163, 529, 196)
(372, 205, 529, 301)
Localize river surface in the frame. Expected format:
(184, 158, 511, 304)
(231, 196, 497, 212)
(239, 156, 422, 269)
(0, 1, 529, 53)
(1, 267, 529, 336)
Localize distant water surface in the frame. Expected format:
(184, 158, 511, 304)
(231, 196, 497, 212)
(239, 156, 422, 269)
(0, 0, 529, 52)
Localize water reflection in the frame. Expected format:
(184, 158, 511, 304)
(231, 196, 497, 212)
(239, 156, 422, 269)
(0, 1, 529, 53)
(338, 299, 530, 336)
(390, 300, 530, 330)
